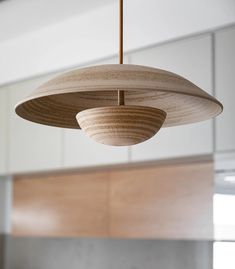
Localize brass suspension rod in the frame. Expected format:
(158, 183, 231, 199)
(118, 0, 125, 105)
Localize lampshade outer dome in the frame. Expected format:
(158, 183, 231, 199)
(15, 64, 223, 129)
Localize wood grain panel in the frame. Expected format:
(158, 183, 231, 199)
(12, 160, 213, 239)
(109, 162, 213, 240)
(12, 171, 109, 237)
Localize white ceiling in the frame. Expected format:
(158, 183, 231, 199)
(0, 0, 115, 41)
(0, 0, 235, 85)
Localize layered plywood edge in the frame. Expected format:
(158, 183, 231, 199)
(12, 160, 213, 239)
(15, 64, 222, 129)
(76, 106, 166, 146)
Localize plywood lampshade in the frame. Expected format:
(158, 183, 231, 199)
(15, 0, 223, 146)
(76, 105, 167, 146)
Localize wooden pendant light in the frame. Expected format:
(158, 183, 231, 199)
(76, 106, 166, 146)
(15, 0, 223, 146)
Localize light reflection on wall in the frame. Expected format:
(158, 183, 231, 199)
(214, 242, 235, 269)
(213, 194, 235, 240)
(213, 194, 235, 269)
(13, 209, 59, 234)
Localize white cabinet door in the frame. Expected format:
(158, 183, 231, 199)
(215, 27, 235, 152)
(63, 131, 129, 168)
(0, 89, 8, 174)
(8, 75, 63, 173)
(63, 57, 129, 168)
(130, 34, 213, 161)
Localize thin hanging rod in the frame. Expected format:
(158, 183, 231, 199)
(119, 0, 123, 65)
(118, 0, 125, 105)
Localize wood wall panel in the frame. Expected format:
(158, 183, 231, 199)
(12, 171, 109, 237)
(12, 161, 213, 239)
(109, 162, 213, 240)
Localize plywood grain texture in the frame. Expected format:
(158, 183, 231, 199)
(109, 162, 213, 240)
(12, 161, 213, 239)
(76, 106, 166, 146)
(12, 171, 109, 237)
(15, 64, 222, 129)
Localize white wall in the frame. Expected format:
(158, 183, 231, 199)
(0, 90, 8, 174)
(215, 26, 235, 152)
